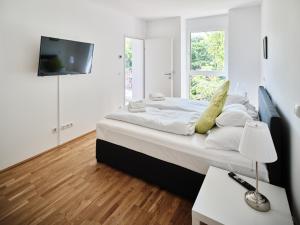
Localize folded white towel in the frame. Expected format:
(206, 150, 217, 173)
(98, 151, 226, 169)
(149, 92, 165, 98)
(150, 97, 165, 101)
(128, 100, 145, 109)
(128, 107, 146, 113)
(149, 93, 165, 101)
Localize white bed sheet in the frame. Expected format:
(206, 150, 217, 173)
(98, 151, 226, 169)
(96, 118, 269, 182)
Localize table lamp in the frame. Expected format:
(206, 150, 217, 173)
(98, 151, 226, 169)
(239, 121, 278, 212)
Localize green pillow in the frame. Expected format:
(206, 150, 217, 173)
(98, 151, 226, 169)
(195, 80, 230, 134)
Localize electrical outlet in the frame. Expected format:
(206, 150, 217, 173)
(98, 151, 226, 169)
(60, 123, 73, 130)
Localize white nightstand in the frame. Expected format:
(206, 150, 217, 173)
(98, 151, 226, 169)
(192, 167, 293, 225)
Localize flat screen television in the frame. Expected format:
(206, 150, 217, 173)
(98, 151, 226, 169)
(38, 36, 94, 76)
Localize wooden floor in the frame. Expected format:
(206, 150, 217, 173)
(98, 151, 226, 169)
(0, 132, 192, 225)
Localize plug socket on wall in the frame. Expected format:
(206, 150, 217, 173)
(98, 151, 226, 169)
(61, 123, 73, 130)
(52, 123, 74, 133)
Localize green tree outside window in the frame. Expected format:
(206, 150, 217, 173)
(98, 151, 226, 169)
(190, 31, 225, 100)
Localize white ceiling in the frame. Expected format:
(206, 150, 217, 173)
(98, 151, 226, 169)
(95, 0, 261, 20)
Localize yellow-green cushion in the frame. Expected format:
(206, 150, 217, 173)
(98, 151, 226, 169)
(195, 80, 230, 134)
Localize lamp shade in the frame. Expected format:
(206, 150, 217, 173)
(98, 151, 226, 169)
(239, 121, 277, 163)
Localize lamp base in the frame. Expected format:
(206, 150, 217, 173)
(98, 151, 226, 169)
(244, 190, 270, 212)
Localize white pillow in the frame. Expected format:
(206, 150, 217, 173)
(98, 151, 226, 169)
(216, 110, 253, 127)
(244, 103, 259, 120)
(205, 127, 244, 151)
(223, 103, 258, 120)
(223, 103, 247, 112)
(225, 94, 249, 106)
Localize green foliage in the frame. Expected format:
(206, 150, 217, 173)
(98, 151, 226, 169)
(190, 75, 225, 101)
(191, 31, 224, 71)
(125, 39, 132, 69)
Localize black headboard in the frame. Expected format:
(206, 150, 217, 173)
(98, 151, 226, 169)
(258, 86, 284, 187)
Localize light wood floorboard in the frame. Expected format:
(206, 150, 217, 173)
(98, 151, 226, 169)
(0, 132, 192, 225)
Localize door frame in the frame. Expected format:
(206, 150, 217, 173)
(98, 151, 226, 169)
(123, 36, 145, 105)
(170, 38, 174, 97)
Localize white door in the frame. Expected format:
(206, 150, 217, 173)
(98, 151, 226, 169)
(145, 38, 173, 97)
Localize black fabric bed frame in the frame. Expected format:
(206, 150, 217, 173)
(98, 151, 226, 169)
(96, 139, 205, 200)
(96, 86, 284, 201)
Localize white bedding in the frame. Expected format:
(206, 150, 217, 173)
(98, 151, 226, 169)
(145, 97, 209, 112)
(105, 106, 201, 135)
(96, 118, 269, 182)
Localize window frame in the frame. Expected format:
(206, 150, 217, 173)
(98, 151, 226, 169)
(186, 16, 228, 99)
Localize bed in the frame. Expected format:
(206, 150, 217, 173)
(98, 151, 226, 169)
(95, 86, 284, 200)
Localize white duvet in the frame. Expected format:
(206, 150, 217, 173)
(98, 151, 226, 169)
(105, 107, 201, 135)
(145, 97, 208, 112)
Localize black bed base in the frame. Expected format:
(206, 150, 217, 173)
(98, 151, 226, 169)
(96, 139, 205, 201)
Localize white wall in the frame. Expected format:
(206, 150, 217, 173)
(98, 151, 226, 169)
(261, 0, 300, 223)
(180, 17, 188, 98)
(0, 0, 146, 169)
(146, 17, 181, 97)
(228, 6, 261, 106)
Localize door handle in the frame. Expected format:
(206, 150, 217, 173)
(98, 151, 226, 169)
(163, 73, 172, 76)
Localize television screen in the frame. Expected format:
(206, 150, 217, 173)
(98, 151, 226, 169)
(38, 36, 94, 76)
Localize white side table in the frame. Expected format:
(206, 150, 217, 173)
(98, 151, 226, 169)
(192, 166, 293, 225)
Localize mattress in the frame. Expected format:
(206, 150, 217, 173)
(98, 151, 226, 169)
(96, 118, 269, 182)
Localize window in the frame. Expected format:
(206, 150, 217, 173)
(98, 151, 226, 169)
(189, 31, 226, 101)
(190, 75, 225, 101)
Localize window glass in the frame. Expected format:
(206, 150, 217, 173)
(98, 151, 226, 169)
(190, 31, 225, 72)
(190, 75, 225, 101)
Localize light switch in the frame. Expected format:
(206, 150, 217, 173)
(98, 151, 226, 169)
(294, 104, 300, 118)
